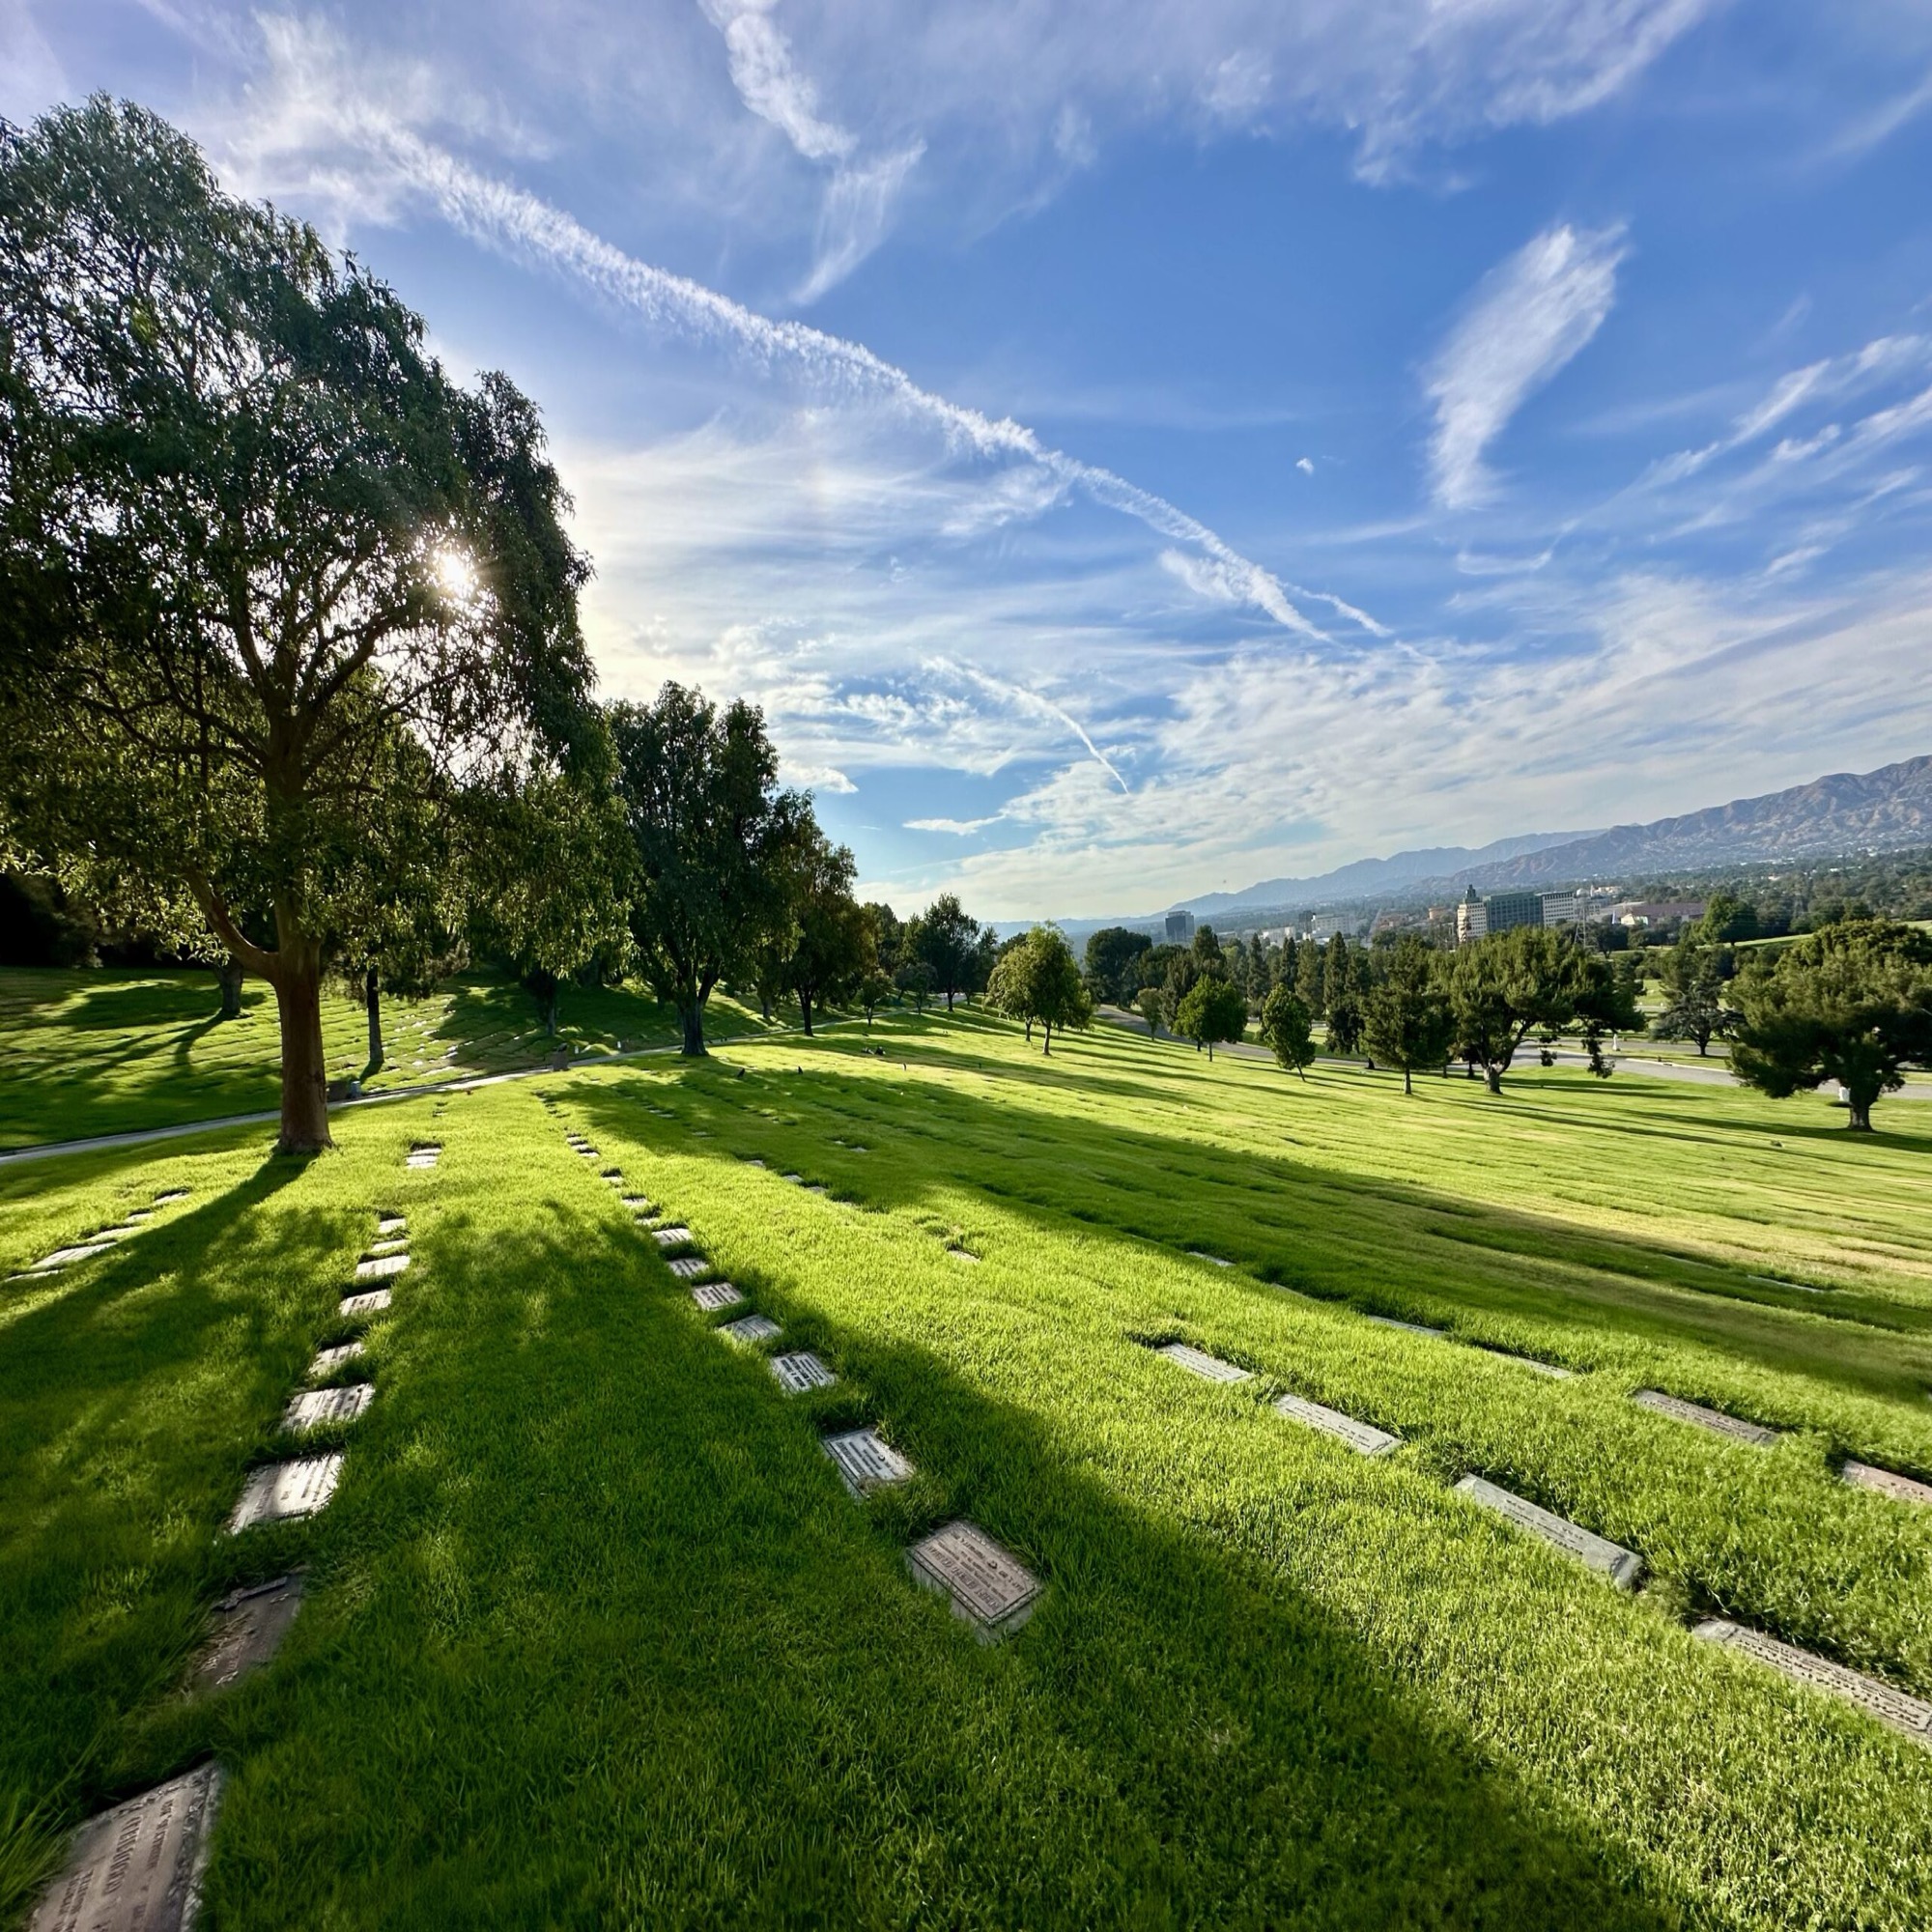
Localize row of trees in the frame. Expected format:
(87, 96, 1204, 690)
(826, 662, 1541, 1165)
(0, 100, 1003, 1151)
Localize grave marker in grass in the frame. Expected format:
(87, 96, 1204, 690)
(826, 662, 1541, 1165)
(339, 1289, 392, 1319)
(720, 1313, 781, 1345)
(30, 1761, 222, 1932)
(282, 1384, 374, 1433)
(908, 1521, 1042, 1639)
(668, 1256, 711, 1280)
(1695, 1618, 1932, 1745)
(355, 1252, 410, 1280)
(1633, 1389, 1777, 1446)
(1843, 1461, 1932, 1506)
(770, 1350, 836, 1393)
(823, 1428, 913, 1497)
(228, 1453, 344, 1533)
(1365, 1314, 1446, 1341)
(1274, 1392, 1400, 1456)
(1156, 1342, 1251, 1384)
(191, 1575, 305, 1692)
(692, 1281, 745, 1312)
(652, 1226, 696, 1248)
(1454, 1476, 1645, 1589)
(376, 1216, 406, 1236)
(307, 1340, 365, 1379)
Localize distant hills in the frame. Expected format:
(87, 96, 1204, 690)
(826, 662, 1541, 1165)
(1034, 755, 1932, 942)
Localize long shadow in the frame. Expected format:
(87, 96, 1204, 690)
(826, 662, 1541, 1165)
(161, 1207, 1689, 1928)
(586, 1051, 1932, 1407)
(0, 1154, 330, 1843)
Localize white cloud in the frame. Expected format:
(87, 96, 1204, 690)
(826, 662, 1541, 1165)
(1426, 221, 1628, 509)
(0, 0, 69, 122)
(702, 0, 856, 163)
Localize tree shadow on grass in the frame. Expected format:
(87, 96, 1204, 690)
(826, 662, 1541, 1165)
(607, 1059, 1932, 1406)
(165, 1208, 1690, 1930)
(0, 1151, 335, 1904)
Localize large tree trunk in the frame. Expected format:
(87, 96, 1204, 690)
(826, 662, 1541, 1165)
(1847, 1090, 1875, 1131)
(1485, 1064, 1503, 1094)
(1042, 1019, 1053, 1056)
(800, 989, 815, 1037)
(946, 986, 955, 1011)
(1404, 1065, 1413, 1094)
(364, 964, 384, 1070)
(270, 949, 331, 1154)
(216, 954, 243, 1020)
(680, 999, 707, 1057)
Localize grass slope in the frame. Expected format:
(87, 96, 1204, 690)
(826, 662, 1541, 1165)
(3, 1013, 1930, 1925)
(0, 967, 779, 1149)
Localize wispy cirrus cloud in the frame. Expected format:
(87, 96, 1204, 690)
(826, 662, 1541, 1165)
(1425, 221, 1628, 509)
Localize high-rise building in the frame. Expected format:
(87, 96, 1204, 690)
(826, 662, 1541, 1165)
(1457, 886, 1560, 947)
(1164, 910, 1196, 945)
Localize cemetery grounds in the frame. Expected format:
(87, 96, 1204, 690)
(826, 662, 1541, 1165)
(3, 1003, 1931, 1926)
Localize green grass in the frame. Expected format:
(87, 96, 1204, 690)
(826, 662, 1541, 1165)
(0, 967, 781, 1148)
(4, 1013, 1932, 1925)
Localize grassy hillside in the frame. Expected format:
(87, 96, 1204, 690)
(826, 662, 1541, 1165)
(3, 1014, 1930, 1925)
(0, 967, 779, 1149)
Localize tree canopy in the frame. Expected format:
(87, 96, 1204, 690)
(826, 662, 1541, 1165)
(989, 924, 1093, 1053)
(1258, 984, 1315, 1079)
(1174, 975, 1247, 1061)
(784, 832, 871, 1037)
(0, 100, 595, 1150)
(1362, 935, 1456, 1094)
(1448, 926, 1634, 1093)
(1731, 920, 1932, 1130)
(608, 684, 810, 1056)
(1084, 924, 1151, 1005)
(914, 894, 984, 1011)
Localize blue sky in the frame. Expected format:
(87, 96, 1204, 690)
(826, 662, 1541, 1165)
(10, 1, 1932, 917)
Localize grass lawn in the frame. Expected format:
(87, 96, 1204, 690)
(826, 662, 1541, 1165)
(0, 967, 781, 1149)
(4, 1011, 1931, 1925)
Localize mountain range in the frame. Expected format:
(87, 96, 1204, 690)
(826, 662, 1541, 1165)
(1033, 754, 1932, 942)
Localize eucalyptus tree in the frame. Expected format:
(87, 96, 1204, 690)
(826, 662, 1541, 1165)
(0, 101, 595, 1151)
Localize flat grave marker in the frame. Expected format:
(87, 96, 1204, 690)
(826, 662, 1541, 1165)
(908, 1521, 1042, 1639)
(1633, 1389, 1777, 1447)
(770, 1350, 836, 1393)
(376, 1216, 406, 1236)
(946, 1247, 980, 1264)
(338, 1289, 392, 1319)
(30, 1761, 221, 1932)
(1274, 1392, 1400, 1456)
(367, 1237, 408, 1258)
(154, 1189, 190, 1204)
(24, 1241, 115, 1273)
(668, 1255, 712, 1280)
(191, 1575, 304, 1692)
(228, 1453, 345, 1533)
(1454, 1475, 1644, 1588)
(720, 1313, 781, 1345)
(653, 1226, 696, 1248)
(619, 1195, 650, 1208)
(1695, 1617, 1932, 1745)
(1365, 1315, 1445, 1341)
(781, 1172, 803, 1183)
(307, 1340, 365, 1379)
(282, 1384, 375, 1434)
(823, 1427, 914, 1497)
(1188, 1251, 1235, 1268)
(692, 1281, 745, 1312)
(354, 1252, 410, 1280)
(1843, 1460, 1932, 1506)
(1156, 1342, 1251, 1385)
(1493, 1353, 1575, 1378)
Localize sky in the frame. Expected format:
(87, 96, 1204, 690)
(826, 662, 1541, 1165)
(9, 2, 1932, 918)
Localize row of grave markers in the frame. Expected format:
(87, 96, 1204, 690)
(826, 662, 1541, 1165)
(11, 1186, 191, 1281)
(1152, 1315, 1932, 1747)
(29, 1167, 419, 1929)
(560, 1116, 1044, 1640)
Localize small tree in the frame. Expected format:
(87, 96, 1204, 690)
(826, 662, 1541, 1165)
(1326, 983, 1366, 1057)
(858, 971, 893, 1031)
(1448, 925, 1592, 1094)
(916, 894, 981, 1011)
(1135, 986, 1164, 1038)
(1175, 976, 1248, 1061)
(1258, 984, 1315, 1079)
(990, 925, 1093, 1053)
(785, 833, 869, 1037)
(1296, 936, 1327, 1018)
(1362, 936, 1455, 1094)
(895, 959, 933, 1014)
(1731, 920, 1932, 1131)
(609, 686, 810, 1056)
